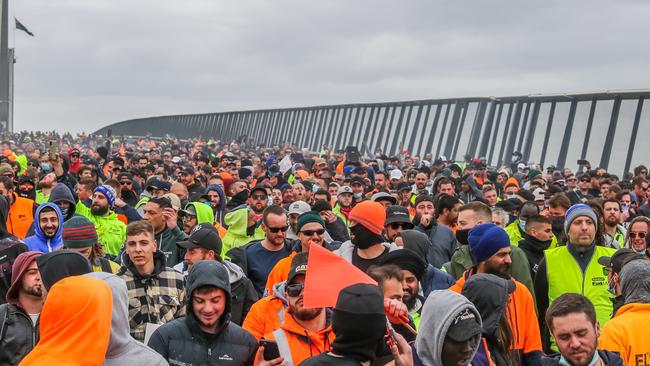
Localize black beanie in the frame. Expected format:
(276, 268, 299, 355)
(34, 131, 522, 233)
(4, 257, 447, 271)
(332, 284, 386, 363)
(379, 249, 426, 281)
(36, 250, 92, 291)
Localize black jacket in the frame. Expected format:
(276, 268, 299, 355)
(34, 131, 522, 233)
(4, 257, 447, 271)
(518, 235, 551, 280)
(0, 303, 39, 366)
(148, 260, 258, 365)
(541, 350, 624, 366)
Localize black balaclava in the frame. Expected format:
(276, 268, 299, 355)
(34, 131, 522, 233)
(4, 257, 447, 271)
(351, 224, 383, 249)
(36, 250, 92, 291)
(331, 283, 387, 363)
(455, 228, 470, 245)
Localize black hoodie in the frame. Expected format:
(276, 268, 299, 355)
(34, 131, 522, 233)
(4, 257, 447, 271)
(518, 234, 552, 279)
(147, 260, 258, 365)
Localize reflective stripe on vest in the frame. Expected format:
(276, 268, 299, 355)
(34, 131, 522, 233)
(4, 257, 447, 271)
(272, 329, 294, 366)
(545, 245, 616, 349)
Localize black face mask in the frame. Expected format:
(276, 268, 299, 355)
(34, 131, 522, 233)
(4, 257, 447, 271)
(523, 233, 553, 250)
(232, 189, 249, 203)
(455, 228, 470, 245)
(350, 225, 383, 249)
(549, 216, 564, 234)
(16, 188, 35, 201)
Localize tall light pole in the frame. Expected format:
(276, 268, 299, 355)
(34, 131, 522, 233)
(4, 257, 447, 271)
(0, 0, 12, 133)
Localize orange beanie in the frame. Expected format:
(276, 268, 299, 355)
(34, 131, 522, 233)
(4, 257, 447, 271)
(349, 201, 386, 235)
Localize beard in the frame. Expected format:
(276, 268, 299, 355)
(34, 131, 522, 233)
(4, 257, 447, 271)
(403, 290, 418, 310)
(292, 306, 322, 321)
(91, 204, 109, 216)
(23, 284, 42, 297)
(485, 262, 512, 279)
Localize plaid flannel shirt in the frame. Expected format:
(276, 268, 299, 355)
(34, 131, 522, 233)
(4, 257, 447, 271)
(118, 255, 186, 342)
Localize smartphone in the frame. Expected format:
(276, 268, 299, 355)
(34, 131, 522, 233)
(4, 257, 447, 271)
(48, 141, 57, 160)
(345, 146, 361, 163)
(577, 159, 589, 166)
(259, 339, 280, 361)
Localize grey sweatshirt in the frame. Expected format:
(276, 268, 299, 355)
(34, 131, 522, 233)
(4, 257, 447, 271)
(85, 272, 169, 366)
(415, 290, 482, 366)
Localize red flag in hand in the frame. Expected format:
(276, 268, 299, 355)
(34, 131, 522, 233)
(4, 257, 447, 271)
(302, 243, 377, 308)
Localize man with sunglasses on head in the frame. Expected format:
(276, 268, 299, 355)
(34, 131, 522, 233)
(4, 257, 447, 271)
(228, 205, 293, 296)
(384, 205, 414, 243)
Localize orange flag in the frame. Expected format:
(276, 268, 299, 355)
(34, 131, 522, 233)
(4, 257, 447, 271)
(303, 243, 377, 309)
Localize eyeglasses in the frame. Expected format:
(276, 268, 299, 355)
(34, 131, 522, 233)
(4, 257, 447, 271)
(251, 194, 267, 200)
(301, 229, 325, 236)
(389, 223, 409, 230)
(267, 225, 289, 233)
(286, 283, 305, 297)
(629, 232, 647, 239)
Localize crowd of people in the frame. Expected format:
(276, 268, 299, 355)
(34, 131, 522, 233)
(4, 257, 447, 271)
(0, 130, 649, 365)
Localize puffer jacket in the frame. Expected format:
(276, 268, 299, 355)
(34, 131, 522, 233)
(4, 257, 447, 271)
(85, 272, 168, 366)
(414, 220, 457, 269)
(23, 203, 63, 253)
(0, 303, 39, 366)
(117, 251, 186, 342)
(148, 260, 258, 365)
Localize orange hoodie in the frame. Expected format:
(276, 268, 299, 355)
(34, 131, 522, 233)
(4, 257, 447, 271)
(19, 276, 113, 366)
(449, 269, 542, 355)
(599, 303, 650, 365)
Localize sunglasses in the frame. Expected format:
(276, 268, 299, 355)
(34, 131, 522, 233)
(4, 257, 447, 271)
(70, 154, 80, 158)
(630, 232, 647, 239)
(251, 194, 267, 200)
(268, 225, 289, 233)
(580, 179, 591, 183)
(120, 181, 132, 186)
(286, 283, 305, 297)
(389, 223, 410, 230)
(301, 229, 325, 236)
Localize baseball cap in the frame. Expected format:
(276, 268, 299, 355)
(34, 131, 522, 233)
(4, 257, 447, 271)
(171, 156, 182, 164)
(181, 203, 198, 217)
(371, 192, 397, 205)
(385, 205, 413, 226)
(598, 248, 646, 274)
(446, 308, 483, 342)
(181, 167, 195, 176)
(397, 182, 411, 192)
(288, 201, 311, 216)
(338, 186, 353, 195)
(350, 176, 365, 186)
(177, 223, 222, 254)
(389, 169, 403, 180)
(162, 193, 182, 211)
(148, 179, 171, 192)
(287, 252, 308, 284)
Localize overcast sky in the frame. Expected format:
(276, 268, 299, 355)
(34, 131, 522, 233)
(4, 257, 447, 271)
(10, 0, 650, 133)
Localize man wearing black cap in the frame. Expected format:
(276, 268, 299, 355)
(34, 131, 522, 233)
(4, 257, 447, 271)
(413, 194, 457, 269)
(246, 185, 269, 222)
(396, 182, 413, 210)
(349, 176, 367, 204)
(384, 205, 414, 243)
(180, 167, 204, 197)
(598, 248, 647, 315)
(177, 223, 258, 325)
(566, 173, 594, 205)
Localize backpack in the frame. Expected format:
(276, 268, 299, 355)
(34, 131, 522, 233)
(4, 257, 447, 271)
(0, 238, 28, 305)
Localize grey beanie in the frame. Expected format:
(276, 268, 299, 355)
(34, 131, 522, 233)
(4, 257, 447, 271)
(564, 204, 598, 235)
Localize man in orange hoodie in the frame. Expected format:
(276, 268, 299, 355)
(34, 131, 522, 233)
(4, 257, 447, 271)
(19, 276, 112, 366)
(256, 253, 334, 366)
(449, 223, 542, 365)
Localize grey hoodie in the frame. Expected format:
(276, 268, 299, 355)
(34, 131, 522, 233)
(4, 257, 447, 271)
(620, 259, 650, 304)
(415, 290, 482, 366)
(85, 272, 169, 366)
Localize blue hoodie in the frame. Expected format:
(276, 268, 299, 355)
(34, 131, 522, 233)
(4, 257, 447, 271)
(24, 203, 64, 253)
(205, 184, 226, 224)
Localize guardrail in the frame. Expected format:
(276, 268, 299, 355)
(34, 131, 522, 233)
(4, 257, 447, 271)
(96, 90, 650, 174)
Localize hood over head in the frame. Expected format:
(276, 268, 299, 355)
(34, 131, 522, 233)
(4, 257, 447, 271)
(19, 276, 112, 366)
(416, 290, 482, 366)
(461, 273, 515, 342)
(30, 202, 64, 245)
(186, 260, 232, 315)
(48, 183, 77, 220)
(36, 249, 92, 291)
(189, 201, 215, 225)
(620, 259, 650, 304)
(401, 229, 432, 264)
(6, 250, 41, 305)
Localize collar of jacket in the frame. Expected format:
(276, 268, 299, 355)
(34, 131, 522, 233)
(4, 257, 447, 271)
(185, 307, 231, 341)
(123, 250, 166, 279)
